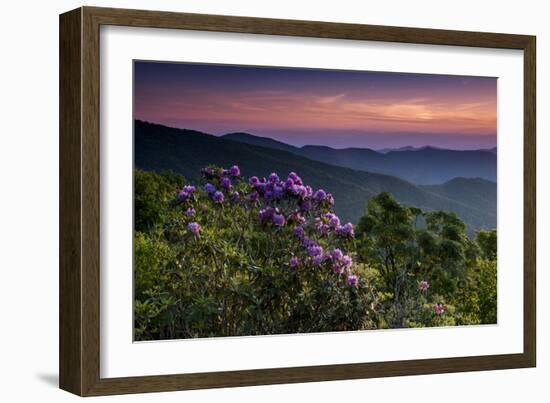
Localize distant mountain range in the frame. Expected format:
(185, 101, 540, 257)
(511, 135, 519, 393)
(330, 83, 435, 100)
(135, 120, 496, 233)
(376, 146, 422, 153)
(222, 132, 497, 185)
(376, 145, 497, 154)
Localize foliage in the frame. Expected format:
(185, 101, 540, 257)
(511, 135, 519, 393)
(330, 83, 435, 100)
(134, 167, 377, 340)
(134, 169, 181, 232)
(355, 192, 497, 328)
(134, 169, 497, 341)
(476, 229, 497, 260)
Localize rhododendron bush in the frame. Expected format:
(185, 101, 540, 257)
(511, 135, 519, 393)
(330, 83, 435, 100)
(134, 166, 497, 341)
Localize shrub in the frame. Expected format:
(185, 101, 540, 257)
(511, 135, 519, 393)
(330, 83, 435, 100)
(134, 169, 497, 340)
(135, 166, 377, 340)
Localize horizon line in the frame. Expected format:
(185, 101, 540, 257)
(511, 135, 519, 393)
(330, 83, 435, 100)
(135, 119, 497, 152)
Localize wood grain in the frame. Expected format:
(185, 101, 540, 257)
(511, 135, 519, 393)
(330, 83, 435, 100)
(59, 6, 536, 396)
(59, 7, 82, 396)
(523, 37, 536, 366)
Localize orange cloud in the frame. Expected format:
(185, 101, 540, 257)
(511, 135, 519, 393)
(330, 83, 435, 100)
(139, 89, 496, 136)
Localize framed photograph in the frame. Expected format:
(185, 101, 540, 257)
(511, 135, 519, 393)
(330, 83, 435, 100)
(59, 6, 536, 396)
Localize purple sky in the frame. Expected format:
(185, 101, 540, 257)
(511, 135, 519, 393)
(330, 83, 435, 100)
(134, 61, 497, 150)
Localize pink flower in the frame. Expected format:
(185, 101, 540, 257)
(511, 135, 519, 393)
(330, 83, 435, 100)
(342, 255, 353, 269)
(187, 222, 200, 235)
(419, 280, 429, 291)
(434, 303, 445, 315)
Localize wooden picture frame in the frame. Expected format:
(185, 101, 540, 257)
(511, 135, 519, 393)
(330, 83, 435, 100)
(59, 6, 536, 396)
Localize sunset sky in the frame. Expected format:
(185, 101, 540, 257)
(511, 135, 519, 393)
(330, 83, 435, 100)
(134, 61, 497, 150)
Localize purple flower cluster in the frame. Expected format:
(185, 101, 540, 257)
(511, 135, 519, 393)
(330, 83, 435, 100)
(246, 171, 335, 213)
(434, 303, 445, 315)
(177, 165, 247, 238)
(330, 248, 353, 274)
(289, 256, 300, 268)
(347, 274, 359, 287)
(204, 183, 216, 194)
(293, 226, 305, 239)
(313, 189, 326, 202)
(273, 213, 285, 227)
(187, 222, 201, 235)
(293, 237, 356, 282)
(245, 171, 352, 239)
(176, 165, 360, 287)
(336, 222, 355, 238)
(258, 207, 286, 227)
(221, 177, 232, 189)
(326, 212, 340, 228)
(315, 213, 355, 239)
(198, 166, 247, 205)
(212, 191, 225, 204)
(259, 207, 274, 222)
(246, 170, 358, 284)
(419, 280, 430, 291)
(177, 185, 196, 201)
(307, 242, 323, 258)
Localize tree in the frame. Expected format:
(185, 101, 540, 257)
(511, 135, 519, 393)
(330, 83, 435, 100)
(356, 192, 417, 327)
(476, 229, 497, 260)
(134, 169, 183, 232)
(355, 192, 487, 328)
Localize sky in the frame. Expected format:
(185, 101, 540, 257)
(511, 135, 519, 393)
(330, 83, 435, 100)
(134, 61, 497, 150)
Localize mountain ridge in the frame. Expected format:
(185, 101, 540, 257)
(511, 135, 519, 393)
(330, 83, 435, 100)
(222, 132, 496, 185)
(135, 120, 496, 233)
